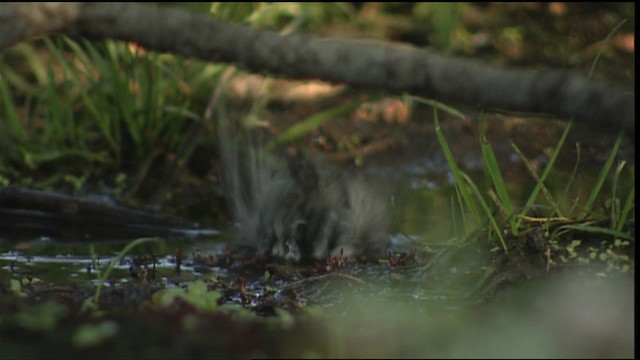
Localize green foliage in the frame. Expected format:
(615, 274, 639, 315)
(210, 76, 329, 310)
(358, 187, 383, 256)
(514, 122, 573, 229)
(431, 105, 510, 251)
(72, 321, 119, 348)
(0, 75, 26, 141)
(88, 237, 159, 308)
(9, 279, 27, 298)
(433, 107, 480, 228)
(243, 3, 354, 31)
(15, 301, 68, 331)
(412, 3, 470, 52)
(0, 3, 365, 189)
(265, 100, 368, 150)
(0, 36, 203, 178)
(553, 235, 632, 275)
(579, 134, 623, 220)
(478, 118, 517, 235)
(152, 279, 222, 312)
(427, 99, 633, 261)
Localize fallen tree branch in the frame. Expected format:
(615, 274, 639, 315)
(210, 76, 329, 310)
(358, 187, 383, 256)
(0, 3, 634, 134)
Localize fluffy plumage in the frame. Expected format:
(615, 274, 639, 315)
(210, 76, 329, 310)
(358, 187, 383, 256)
(219, 122, 389, 262)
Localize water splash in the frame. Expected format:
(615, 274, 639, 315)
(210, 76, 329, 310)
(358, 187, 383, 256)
(218, 119, 390, 262)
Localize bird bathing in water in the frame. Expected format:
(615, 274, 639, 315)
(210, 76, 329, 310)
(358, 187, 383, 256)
(218, 121, 390, 263)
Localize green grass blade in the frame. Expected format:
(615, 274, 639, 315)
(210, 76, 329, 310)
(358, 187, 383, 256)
(265, 99, 368, 149)
(514, 121, 572, 229)
(588, 19, 626, 80)
(553, 224, 633, 242)
(0, 50, 43, 95)
(18, 149, 111, 165)
(409, 96, 468, 120)
(579, 133, 622, 220)
(93, 237, 159, 306)
(434, 107, 481, 223)
(43, 37, 119, 156)
(616, 185, 634, 234)
(0, 74, 27, 141)
(609, 161, 625, 228)
(461, 172, 508, 252)
(44, 65, 64, 145)
(62, 36, 93, 74)
(479, 125, 517, 235)
(450, 195, 461, 241)
(563, 142, 581, 194)
(107, 42, 142, 150)
(510, 140, 562, 217)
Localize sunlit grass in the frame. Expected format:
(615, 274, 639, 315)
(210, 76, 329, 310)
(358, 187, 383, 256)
(1, 36, 206, 179)
(0, 2, 362, 190)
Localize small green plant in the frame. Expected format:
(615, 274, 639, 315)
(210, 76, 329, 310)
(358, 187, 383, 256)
(0, 3, 361, 191)
(432, 106, 507, 251)
(152, 279, 222, 312)
(9, 279, 28, 298)
(86, 236, 159, 309)
(14, 301, 69, 331)
(72, 321, 119, 348)
(424, 95, 633, 279)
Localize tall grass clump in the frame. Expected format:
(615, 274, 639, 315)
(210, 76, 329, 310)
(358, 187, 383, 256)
(0, 36, 210, 185)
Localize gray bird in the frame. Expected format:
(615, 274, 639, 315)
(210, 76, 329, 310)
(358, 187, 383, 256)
(218, 121, 390, 262)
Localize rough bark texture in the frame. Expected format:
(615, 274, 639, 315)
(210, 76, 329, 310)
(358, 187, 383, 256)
(0, 2, 634, 134)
